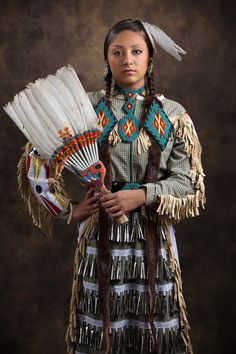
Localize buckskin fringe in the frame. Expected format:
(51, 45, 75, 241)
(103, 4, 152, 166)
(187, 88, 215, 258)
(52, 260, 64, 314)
(17, 142, 72, 237)
(17, 142, 53, 237)
(170, 112, 205, 192)
(143, 112, 206, 224)
(66, 212, 99, 354)
(163, 225, 193, 354)
(108, 125, 151, 154)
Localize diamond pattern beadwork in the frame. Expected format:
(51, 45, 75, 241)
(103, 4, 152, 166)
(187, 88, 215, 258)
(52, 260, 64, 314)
(143, 100, 173, 150)
(94, 97, 118, 145)
(118, 115, 140, 141)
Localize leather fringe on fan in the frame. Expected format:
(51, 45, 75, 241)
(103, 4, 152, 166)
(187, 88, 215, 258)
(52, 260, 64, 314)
(17, 142, 72, 237)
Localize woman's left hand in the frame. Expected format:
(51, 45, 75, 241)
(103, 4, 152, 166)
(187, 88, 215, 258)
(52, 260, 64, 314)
(99, 189, 146, 218)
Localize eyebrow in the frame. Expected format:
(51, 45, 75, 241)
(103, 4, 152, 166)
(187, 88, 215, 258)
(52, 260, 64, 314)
(110, 44, 145, 48)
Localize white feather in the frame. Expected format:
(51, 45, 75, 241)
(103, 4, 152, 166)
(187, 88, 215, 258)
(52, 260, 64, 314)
(28, 80, 69, 130)
(141, 21, 187, 61)
(24, 89, 62, 149)
(3, 101, 31, 142)
(55, 65, 100, 131)
(12, 94, 43, 150)
(3, 65, 102, 162)
(45, 76, 81, 132)
(18, 91, 55, 157)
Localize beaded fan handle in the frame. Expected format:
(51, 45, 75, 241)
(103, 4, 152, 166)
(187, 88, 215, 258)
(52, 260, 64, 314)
(80, 162, 128, 224)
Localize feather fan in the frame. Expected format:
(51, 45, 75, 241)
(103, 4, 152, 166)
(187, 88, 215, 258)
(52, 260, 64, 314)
(3, 64, 128, 224)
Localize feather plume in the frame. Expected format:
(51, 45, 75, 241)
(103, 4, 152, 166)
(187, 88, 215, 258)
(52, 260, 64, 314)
(3, 65, 100, 159)
(3, 64, 128, 224)
(55, 65, 98, 131)
(141, 21, 187, 61)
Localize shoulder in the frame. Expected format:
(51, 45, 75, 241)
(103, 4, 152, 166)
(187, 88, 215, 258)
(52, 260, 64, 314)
(157, 94, 186, 118)
(86, 90, 105, 107)
(157, 94, 200, 142)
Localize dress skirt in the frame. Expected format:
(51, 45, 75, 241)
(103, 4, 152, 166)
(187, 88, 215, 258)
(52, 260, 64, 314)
(74, 212, 186, 354)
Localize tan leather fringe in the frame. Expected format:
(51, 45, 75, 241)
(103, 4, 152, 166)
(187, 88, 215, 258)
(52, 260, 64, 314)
(163, 224, 193, 354)
(109, 126, 151, 154)
(17, 142, 71, 237)
(143, 112, 206, 224)
(66, 212, 99, 354)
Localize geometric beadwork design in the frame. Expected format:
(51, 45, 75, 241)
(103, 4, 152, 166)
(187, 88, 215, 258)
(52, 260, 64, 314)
(113, 83, 146, 99)
(122, 98, 135, 115)
(143, 100, 173, 150)
(121, 182, 141, 190)
(94, 97, 118, 145)
(118, 115, 140, 142)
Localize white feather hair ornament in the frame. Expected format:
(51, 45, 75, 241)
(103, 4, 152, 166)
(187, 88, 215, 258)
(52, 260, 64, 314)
(3, 64, 128, 223)
(141, 20, 187, 61)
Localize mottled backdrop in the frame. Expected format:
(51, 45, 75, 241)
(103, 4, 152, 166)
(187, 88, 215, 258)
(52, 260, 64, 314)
(0, 0, 235, 353)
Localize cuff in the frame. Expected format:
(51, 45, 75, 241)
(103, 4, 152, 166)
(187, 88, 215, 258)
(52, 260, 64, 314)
(140, 183, 161, 206)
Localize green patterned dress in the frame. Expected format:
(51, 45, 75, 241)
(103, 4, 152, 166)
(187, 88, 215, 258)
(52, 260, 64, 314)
(68, 89, 205, 354)
(18, 88, 205, 354)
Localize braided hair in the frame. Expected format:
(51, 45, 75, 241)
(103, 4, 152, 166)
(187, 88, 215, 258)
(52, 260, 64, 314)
(99, 19, 162, 353)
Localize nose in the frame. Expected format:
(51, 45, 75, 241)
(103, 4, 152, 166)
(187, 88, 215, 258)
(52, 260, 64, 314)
(123, 51, 133, 66)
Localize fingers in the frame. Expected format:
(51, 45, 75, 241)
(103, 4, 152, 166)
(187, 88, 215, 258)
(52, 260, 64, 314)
(99, 193, 116, 203)
(85, 188, 100, 203)
(85, 188, 95, 198)
(90, 202, 100, 210)
(100, 198, 117, 208)
(110, 210, 126, 218)
(88, 207, 99, 215)
(104, 205, 120, 213)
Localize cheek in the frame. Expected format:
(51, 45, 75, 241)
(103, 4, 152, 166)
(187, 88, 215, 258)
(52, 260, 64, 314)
(108, 59, 121, 77)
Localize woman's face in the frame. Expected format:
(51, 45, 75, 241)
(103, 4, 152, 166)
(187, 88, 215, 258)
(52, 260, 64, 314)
(107, 30, 149, 89)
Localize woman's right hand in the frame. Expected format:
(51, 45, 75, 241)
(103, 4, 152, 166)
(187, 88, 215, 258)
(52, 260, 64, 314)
(72, 188, 100, 220)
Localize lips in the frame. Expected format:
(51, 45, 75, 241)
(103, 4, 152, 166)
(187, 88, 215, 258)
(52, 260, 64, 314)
(122, 69, 136, 73)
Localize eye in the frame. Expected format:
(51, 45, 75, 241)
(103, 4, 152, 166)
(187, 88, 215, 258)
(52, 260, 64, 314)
(113, 50, 122, 56)
(133, 49, 142, 55)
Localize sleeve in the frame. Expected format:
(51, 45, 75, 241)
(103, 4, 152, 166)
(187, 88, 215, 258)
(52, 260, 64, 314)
(17, 142, 75, 236)
(141, 112, 206, 224)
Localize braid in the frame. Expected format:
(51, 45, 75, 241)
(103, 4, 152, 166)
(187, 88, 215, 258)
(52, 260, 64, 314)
(105, 70, 112, 107)
(95, 66, 113, 353)
(143, 67, 162, 352)
(148, 69, 156, 100)
(144, 65, 163, 110)
(143, 136, 161, 353)
(97, 140, 112, 353)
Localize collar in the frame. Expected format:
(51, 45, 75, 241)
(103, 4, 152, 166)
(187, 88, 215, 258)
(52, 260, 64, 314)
(112, 83, 146, 98)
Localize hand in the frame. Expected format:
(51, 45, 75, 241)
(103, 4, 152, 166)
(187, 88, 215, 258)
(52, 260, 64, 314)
(99, 188, 146, 218)
(72, 188, 99, 220)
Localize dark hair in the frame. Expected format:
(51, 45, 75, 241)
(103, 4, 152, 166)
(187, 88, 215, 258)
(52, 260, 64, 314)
(104, 19, 153, 60)
(103, 19, 159, 107)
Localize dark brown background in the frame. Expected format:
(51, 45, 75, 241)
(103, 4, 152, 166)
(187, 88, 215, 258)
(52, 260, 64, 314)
(0, 0, 235, 353)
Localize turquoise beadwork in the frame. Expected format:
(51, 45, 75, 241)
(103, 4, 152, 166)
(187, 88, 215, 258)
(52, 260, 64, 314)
(94, 84, 173, 150)
(118, 115, 140, 142)
(116, 86, 145, 143)
(143, 100, 173, 150)
(94, 97, 118, 145)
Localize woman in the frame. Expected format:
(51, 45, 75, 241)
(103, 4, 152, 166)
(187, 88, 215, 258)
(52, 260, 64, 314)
(18, 19, 205, 354)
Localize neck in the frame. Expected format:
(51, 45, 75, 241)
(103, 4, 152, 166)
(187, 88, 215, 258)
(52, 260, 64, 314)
(113, 82, 146, 97)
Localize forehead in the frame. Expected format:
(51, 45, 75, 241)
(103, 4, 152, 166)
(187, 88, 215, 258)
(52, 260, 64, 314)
(109, 30, 147, 48)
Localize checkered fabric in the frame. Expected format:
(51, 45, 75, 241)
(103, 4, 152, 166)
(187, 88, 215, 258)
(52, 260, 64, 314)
(87, 90, 195, 205)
